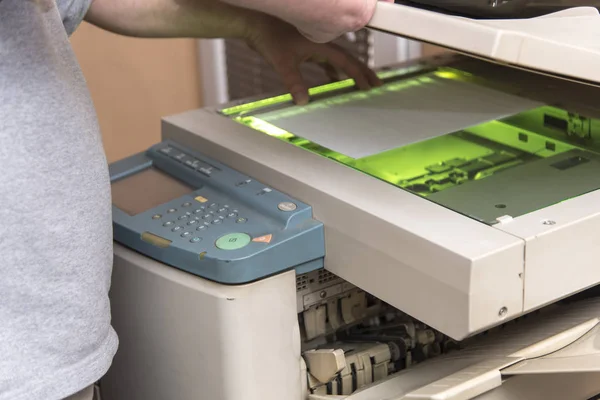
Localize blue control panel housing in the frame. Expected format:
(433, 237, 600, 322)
(109, 140, 325, 284)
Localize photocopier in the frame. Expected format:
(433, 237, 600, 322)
(101, 1, 600, 399)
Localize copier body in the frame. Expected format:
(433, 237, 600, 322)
(102, 54, 600, 400)
(162, 55, 600, 340)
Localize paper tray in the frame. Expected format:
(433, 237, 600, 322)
(368, 2, 600, 85)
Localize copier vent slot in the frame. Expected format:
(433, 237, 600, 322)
(296, 270, 339, 292)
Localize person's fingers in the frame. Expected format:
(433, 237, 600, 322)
(330, 44, 382, 87)
(273, 58, 309, 105)
(309, 58, 341, 82)
(312, 44, 379, 90)
(349, 56, 382, 88)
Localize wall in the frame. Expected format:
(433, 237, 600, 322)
(71, 23, 203, 163)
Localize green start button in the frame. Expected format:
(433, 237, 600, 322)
(215, 233, 251, 250)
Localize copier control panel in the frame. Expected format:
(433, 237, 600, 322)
(109, 140, 324, 284)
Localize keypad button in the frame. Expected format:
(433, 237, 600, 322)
(215, 233, 251, 251)
(163, 221, 174, 227)
(152, 214, 162, 220)
(172, 152, 186, 161)
(202, 214, 211, 220)
(209, 203, 219, 209)
(199, 167, 213, 176)
(184, 159, 198, 169)
(203, 221, 211, 226)
(181, 232, 191, 237)
(196, 226, 207, 231)
(212, 219, 222, 225)
(278, 202, 297, 211)
(172, 226, 182, 232)
(235, 179, 252, 186)
(218, 215, 225, 220)
(178, 215, 189, 220)
(190, 237, 202, 243)
(218, 208, 227, 213)
(187, 220, 198, 225)
(236, 218, 247, 224)
(194, 208, 205, 213)
(227, 212, 237, 218)
(223, 205, 230, 209)
(167, 208, 177, 213)
(182, 202, 192, 207)
(232, 209, 239, 214)
(180, 155, 196, 165)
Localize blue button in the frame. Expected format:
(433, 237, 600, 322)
(190, 237, 202, 243)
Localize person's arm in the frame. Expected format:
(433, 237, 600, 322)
(221, 0, 393, 43)
(85, 0, 259, 39)
(85, 0, 381, 104)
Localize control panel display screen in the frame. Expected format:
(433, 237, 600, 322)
(112, 167, 194, 216)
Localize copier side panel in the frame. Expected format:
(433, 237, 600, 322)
(103, 244, 303, 400)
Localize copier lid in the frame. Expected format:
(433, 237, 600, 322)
(368, 1, 600, 85)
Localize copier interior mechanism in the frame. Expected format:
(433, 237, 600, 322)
(297, 265, 600, 398)
(296, 268, 456, 396)
(223, 65, 600, 225)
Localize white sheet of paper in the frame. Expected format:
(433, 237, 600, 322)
(255, 74, 543, 159)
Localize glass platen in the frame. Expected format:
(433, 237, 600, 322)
(221, 67, 600, 225)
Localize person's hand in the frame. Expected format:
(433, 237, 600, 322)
(224, 0, 395, 45)
(246, 17, 382, 105)
(296, 0, 395, 43)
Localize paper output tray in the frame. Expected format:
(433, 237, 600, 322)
(368, 2, 600, 85)
(338, 299, 600, 400)
(401, 321, 600, 399)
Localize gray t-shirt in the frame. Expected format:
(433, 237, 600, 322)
(0, 1, 118, 399)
